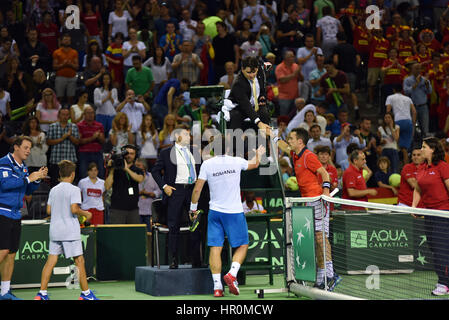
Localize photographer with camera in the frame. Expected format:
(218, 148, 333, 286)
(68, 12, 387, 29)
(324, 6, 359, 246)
(105, 144, 145, 224)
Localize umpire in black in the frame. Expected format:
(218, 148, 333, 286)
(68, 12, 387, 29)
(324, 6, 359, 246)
(151, 124, 202, 268)
(228, 56, 272, 133)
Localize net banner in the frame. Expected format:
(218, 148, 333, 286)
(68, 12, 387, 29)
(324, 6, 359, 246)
(285, 195, 449, 300)
(291, 206, 316, 282)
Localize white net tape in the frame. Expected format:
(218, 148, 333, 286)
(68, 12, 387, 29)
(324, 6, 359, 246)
(285, 195, 449, 300)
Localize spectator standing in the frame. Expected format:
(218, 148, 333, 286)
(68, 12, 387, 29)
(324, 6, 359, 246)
(36, 11, 59, 55)
(122, 27, 147, 77)
(21, 28, 51, 74)
(46, 108, 80, 187)
(381, 48, 407, 114)
(316, 6, 344, 60)
(212, 21, 240, 83)
(125, 55, 154, 100)
(52, 34, 79, 107)
(275, 50, 302, 115)
(105, 32, 125, 89)
(108, 0, 133, 41)
(159, 22, 182, 63)
(319, 59, 350, 116)
(77, 106, 105, 179)
(153, 2, 179, 46)
(81, 1, 103, 49)
(332, 31, 360, 117)
(94, 73, 119, 139)
(143, 46, 172, 99)
(78, 162, 105, 225)
(240, 33, 263, 59)
(297, 34, 323, 82)
(308, 54, 327, 106)
(366, 28, 390, 109)
(386, 84, 417, 164)
(172, 40, 204, 85)
(179, 9, 197, 42)
(241, 0, 269, 33)
(276, 8, 304, 55)
(403, 62, 432, 138)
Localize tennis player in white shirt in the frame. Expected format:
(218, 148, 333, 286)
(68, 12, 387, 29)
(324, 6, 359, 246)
(190, 137, 265, 297)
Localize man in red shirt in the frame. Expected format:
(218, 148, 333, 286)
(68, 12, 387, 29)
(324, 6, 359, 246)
(398, 147, 423, 207)
(367, 28, 390, 109)
(381, 47, 407, 113)
(36, 11, 59, 55)
(342, 149, 377, 210)
(77, 106, 105, 180)
(274, 128, 341, 290)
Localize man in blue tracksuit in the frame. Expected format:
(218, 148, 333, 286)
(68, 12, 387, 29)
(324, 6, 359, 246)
(0, 136, 48, 300)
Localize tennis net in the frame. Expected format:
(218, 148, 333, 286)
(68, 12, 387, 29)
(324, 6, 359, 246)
(284, 195, 449, 300)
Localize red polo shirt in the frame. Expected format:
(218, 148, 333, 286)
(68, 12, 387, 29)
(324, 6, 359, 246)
(77, 120, 104, 153)
(416, 161, 449, 210)
(291, 149, 323, 197)
(397, 39, 414, 59)
(382, 59, 407, 85)
(353, 25, 369, 54)
(342, 163, 367, 210)
(368, 36, 390, 68)
(398, 163, 420, 206)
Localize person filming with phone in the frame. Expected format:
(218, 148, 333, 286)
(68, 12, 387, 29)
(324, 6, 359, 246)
(116, 89, 151, 135)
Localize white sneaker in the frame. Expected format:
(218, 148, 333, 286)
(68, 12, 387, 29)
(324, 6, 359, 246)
(432, 283, 449, 296)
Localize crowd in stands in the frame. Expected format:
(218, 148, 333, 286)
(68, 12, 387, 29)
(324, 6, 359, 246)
(1, 0, 449, 224)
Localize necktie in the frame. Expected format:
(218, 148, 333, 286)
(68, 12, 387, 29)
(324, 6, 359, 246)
(252, 79, 259, 112)
(182, 147, 195, 183)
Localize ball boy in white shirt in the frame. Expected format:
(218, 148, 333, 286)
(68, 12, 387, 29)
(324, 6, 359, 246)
(34, 160, 98, 300)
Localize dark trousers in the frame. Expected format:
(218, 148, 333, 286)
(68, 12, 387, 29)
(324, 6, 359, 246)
(166, 184, 201, 264)
(229, 106, 270, 130)
(425, 216, 449, 286)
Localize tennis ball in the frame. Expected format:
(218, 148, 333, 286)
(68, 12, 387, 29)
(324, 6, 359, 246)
(286, 176, 299, 191)
(78, 216, 87, 224)
(362, 169, 368, 180)
(389, 173, 401, 187)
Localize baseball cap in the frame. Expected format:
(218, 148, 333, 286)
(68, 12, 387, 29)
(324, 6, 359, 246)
(266, 52, 276, 59)
(160, 2, 168, 7)
(341, 122, 351, 129)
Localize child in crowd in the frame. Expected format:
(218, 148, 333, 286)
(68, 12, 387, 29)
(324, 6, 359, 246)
(374, 156, 397, 195)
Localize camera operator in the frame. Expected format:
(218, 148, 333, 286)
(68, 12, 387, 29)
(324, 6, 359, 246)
(105, 144, 145, 224)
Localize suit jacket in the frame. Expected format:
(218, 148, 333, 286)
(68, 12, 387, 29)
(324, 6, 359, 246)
(151, 145, 201, 190)
(228, 67, 267, 123)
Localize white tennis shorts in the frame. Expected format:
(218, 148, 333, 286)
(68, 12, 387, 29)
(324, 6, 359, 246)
(49, 240, 83, 258)
(306, 199, 330, 235)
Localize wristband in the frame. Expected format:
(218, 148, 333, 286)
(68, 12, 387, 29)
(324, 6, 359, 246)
(322, 181, 331, 189)
(190, 202, 198, 211)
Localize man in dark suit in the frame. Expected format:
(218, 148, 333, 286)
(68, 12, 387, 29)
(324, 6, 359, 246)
(151, 124, 202, 268)
(228, 56, 272, 133)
